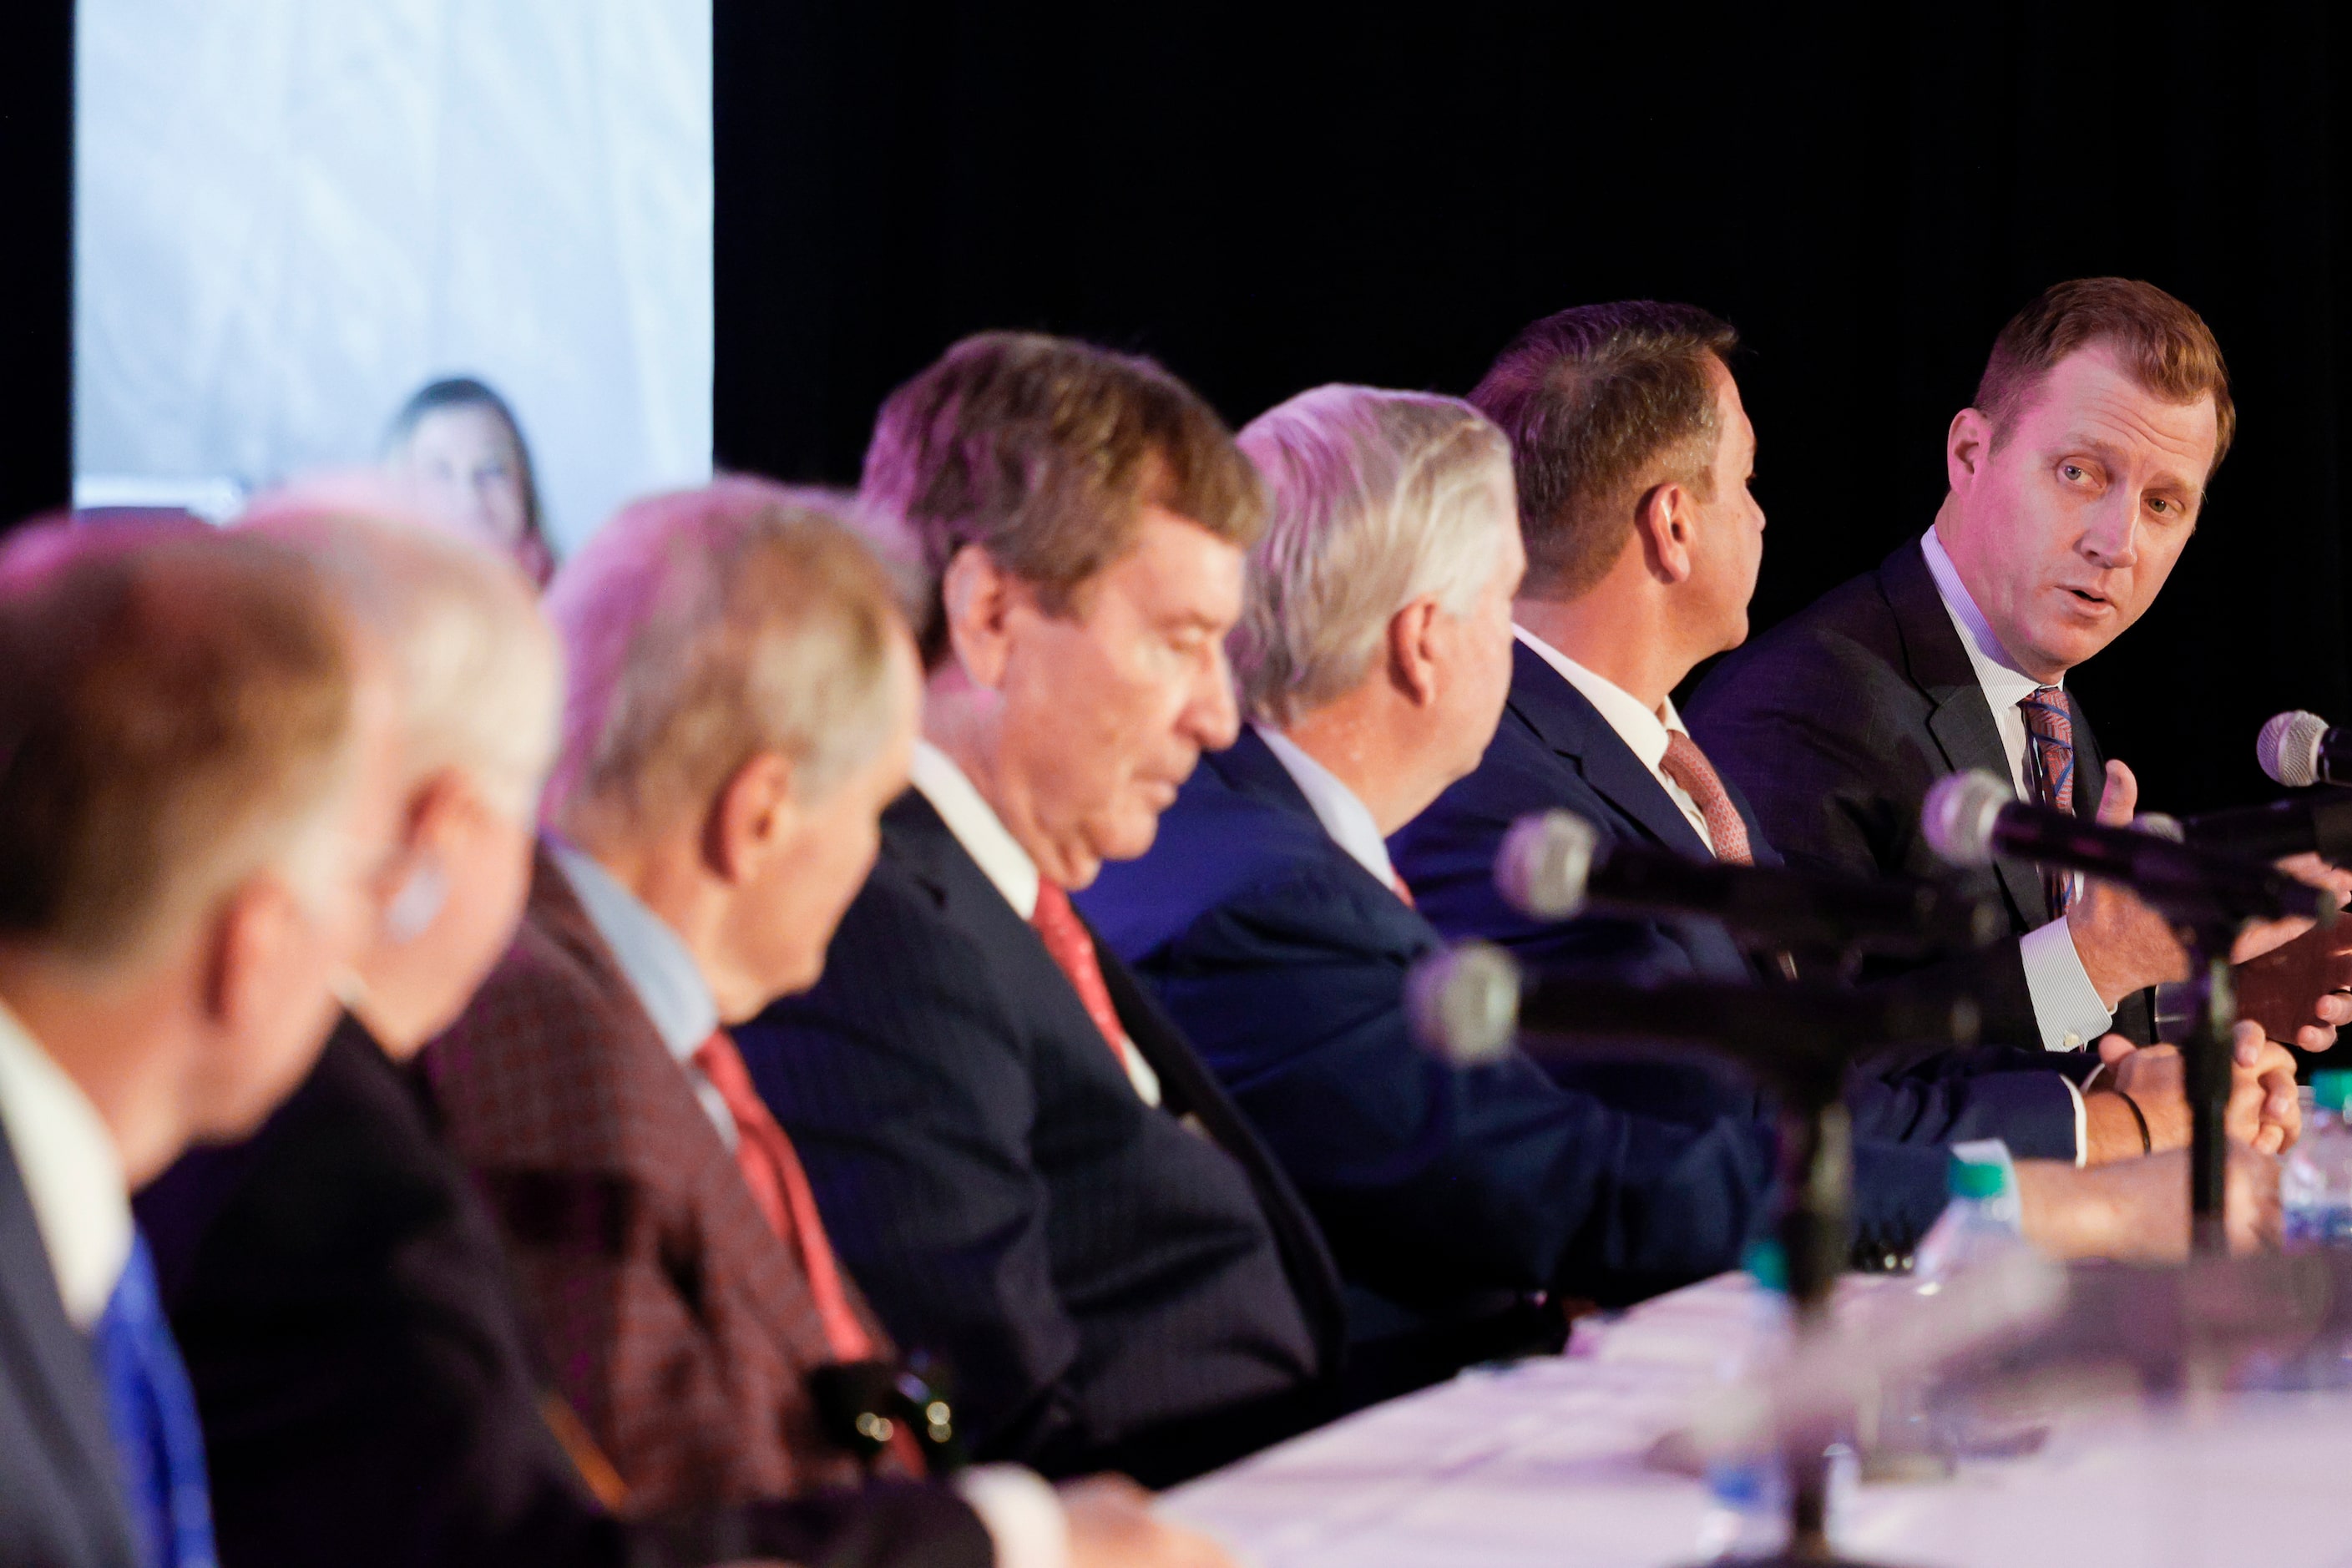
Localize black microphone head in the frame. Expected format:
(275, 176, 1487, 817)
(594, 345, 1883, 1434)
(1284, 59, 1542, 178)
(2133, 812, 2185, 842)
(1495, 809, 1601, 920)
(1921, 769, 2012, 868)
(2259, 710, 2329, 789)
(1404, 942, 1520, 1066)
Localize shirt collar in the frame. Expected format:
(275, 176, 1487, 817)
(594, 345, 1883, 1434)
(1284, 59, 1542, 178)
(1512, 624, 1690, 770)
(1252, 724, 1399, 888)
(1920, 524, 2057, 704)
(549, 842, 720, 1063)
(0, 996, 131, 1330)
(910, 739, 1041, 920)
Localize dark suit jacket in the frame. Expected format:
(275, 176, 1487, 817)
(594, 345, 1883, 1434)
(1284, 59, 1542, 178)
(1079, 729, 1953, 1314)
(736, 788, 1345, 1487)
(1687, 536, 2154, 1046)
(0, 1120, 141, 1568)
(139, 1011, 989, 1568)
(1392, 639, 2095, 1159)
(420, 852, 953, 1526)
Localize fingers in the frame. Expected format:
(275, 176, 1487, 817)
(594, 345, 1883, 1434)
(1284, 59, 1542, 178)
(2232, 1019, 2266, 1069)
(2318, 993, 2352, 1025)
(2097, 1033, 2139, 1066)
(2296, 1023, 2337, 1051)
(2096, 759, 2137, 827)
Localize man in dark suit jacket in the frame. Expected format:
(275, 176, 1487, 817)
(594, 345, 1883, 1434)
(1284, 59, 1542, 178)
(1078, 382, 2258, 1333)
(0, 1121, 141, 1568)
(1689, 281, 2333, 1128)
(737, 333, 1346, 1490)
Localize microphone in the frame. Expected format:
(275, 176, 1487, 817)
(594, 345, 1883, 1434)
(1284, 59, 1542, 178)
(2258, 710, 2352, 789)
(1921, 770, 2335, 929)
(2174, 794, 2352, 867)
(1408, 943, 1980, 1075)
(1495, 808, 2005, 955)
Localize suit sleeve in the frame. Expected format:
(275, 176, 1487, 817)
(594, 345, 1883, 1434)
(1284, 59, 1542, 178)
(734, 878, 1093, 1468)
(1136, 863, 1946, 1305)
(1687, 634, 2046, 1052)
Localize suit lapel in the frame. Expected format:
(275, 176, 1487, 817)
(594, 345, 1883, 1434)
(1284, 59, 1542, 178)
(1507, 641, 1716, 861)
(1878, 539, 2045, 928)
(0, 1125, 139, 1566)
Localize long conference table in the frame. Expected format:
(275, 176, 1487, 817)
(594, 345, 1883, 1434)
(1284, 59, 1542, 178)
(1164, 1272, 2352, 1568)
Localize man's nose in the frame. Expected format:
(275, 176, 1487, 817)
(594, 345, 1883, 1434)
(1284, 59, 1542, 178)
(1185, 645, 1242, 751)
(2081, 500, 2140, 569)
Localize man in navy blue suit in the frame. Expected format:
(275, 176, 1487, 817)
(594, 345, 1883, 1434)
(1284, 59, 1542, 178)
(1389, 301, 2303, 1166)
(1081, 383, 2267, 1340)
(736, 334, 1347, 1490)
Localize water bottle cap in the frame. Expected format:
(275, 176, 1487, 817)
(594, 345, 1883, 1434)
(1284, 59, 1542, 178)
(1742, 1238, 1788, 1293)
(1948, 1154, 2007, 1200)
(2314, 1070, 2352, 1115)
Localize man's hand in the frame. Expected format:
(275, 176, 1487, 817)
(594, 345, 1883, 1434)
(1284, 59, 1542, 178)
(1063, 1475, 1237, 1568)
(2067, 761, 2193, 1006)
(2015, 1141, 2281, 1261)
(2230, 1025, 2302, 1153)
(2088, 1024, 2301, 1158)
(2233, 857, 2352, 1049)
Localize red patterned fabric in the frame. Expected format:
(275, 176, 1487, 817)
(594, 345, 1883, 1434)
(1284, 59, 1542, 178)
(691, 1029, 873, 1363)
(1659, 731, 1755, 866)
(420, 847, 913, 1515)
(2019, 685, 2080, 917)
(1388, 869, 1416, 908)
(1029, 881, 1128, 1063)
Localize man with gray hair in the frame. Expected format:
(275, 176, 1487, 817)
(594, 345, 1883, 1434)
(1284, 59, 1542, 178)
(1080, 383, 2279, 1350)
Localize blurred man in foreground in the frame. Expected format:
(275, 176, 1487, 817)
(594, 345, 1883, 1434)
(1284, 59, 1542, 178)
(0, 525, 402, 1568)
(740, 334, 1349, 1487)
(1081, 385, 2276, 1347)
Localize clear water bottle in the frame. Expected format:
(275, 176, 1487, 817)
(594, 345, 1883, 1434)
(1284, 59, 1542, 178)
(1913, 1151, 2025, 1282)
(1697, 1242, 1792, 1560)
(2283, 1070, 2352, 1250)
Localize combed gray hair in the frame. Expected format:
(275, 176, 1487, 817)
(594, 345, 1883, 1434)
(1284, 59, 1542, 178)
(1232, 386, 1517, 726)
(543, 478, 911, 837)
(241, 484, 563, 823)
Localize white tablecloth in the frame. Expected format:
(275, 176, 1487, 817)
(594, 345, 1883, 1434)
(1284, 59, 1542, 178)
(1164, 1273, 2352, 1568)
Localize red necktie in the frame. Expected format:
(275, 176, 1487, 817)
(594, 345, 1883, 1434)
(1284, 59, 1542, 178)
(1029, 882, 1128, 1063)
(1659, 731, 1754, 866)
(1389, 869, 1417, 908)
(691, 1028, 873, 1363)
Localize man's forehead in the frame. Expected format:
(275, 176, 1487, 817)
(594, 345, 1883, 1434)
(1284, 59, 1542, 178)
(2022, 346, 2218, 471)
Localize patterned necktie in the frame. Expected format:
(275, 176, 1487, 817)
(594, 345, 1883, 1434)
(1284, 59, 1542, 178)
(94, 1230, 217, 1568)
(2019, 685, 2079, 917)
(1658, 731, 1754, 866)
(1030, 881, 1130, 1063)
(1388, 869, 1417, 909)
(690, 1029, 874, 1363)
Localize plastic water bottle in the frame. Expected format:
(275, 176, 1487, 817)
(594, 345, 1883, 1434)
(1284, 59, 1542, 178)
(1697, 1242, 1792, 1560)
(2283, 1070, 2352, 1250)
(1912, 1151, 2025, 1282)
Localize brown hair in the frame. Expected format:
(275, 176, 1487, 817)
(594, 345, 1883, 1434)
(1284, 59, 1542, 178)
(1468, 302, 1738, 601)
(543, 479, 911, 837)
(1975, 278, 2234, 471)
(0, 526, 360, 966)
(859, 331, 1266, 668)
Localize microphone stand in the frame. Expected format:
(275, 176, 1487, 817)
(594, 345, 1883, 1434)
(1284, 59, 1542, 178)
(2175, 920, 2238, 1258)
(1495, 974, 1971, 1568)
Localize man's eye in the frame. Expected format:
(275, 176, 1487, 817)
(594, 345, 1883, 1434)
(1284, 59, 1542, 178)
(2060, 463, 2086, 483)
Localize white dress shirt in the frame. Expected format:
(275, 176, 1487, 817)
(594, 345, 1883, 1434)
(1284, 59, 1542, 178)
(908, 740, 1161, 1106)
(0, 996, 132, 1330)
(1920, 525, 2116, 1055)
(1253, 725, 1402, 888)
(555, 832, 1073, 1568)
(1514, 626, 1721, 853)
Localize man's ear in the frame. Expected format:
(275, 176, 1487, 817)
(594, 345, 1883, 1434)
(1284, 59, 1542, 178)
(1631, 483, 1696, 584)
(940, 544, 1019, 690)
(706, 751, 797, 886)
(1388, 596, 1445, 707)
(201, 877, 299, 1031)
(1948, 407, 1991, 489)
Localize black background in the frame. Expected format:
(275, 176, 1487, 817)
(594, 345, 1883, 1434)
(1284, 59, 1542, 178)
(0, 0, 71, 534)
(715, 0, 2352, 814)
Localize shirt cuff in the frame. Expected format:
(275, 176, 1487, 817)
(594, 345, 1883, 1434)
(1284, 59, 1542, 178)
(2018, 919, 2114, 1052)
(954, 1464, 1069, 1568)
(2061, 1075, 2088, 1167)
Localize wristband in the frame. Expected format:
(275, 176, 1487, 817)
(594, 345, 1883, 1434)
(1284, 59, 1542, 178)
(2114, 1090, 2153, 1156)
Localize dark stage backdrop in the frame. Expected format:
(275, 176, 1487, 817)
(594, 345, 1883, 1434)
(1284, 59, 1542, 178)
(0, 0, 72, 526)
(716, 0, 2352, 814)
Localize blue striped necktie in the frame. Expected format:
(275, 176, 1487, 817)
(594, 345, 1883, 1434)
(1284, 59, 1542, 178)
(2019, 685, 2079, 918)
(93, 1228, 217, 1568)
